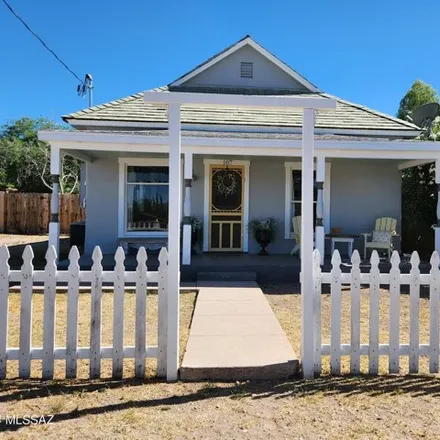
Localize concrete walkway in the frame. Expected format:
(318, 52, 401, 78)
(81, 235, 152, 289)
(180, 281, 299, 381)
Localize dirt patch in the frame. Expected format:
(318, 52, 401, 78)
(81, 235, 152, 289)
(1, 374, 439, 439)
(0, 234, 70, 269)
(0, 234, 50, 247)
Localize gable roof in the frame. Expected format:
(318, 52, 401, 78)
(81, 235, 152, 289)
(169, 35, 320, 92)
(63, 86, 420, 134)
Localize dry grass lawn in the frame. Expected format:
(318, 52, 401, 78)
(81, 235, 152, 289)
(5, 290, 197, 379)
(265, 285, 436, 375)
(0, 284, 440, 439)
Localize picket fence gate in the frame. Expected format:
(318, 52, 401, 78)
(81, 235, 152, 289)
(0, 244, 169, 380)
(310, 248, 440, 376)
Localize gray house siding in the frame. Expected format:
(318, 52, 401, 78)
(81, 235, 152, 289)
(248, 158, 293, 254)
(330, 159, 401, 254)
(84, 156, 401, 256)
(183, 45, 309, 91)
(84, 158, 119, 254)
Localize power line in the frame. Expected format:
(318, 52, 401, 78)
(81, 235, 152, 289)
(2, 0, 83, 84)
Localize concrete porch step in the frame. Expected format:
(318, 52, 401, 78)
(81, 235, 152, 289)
(196, 271, 257, 282)
(180, 281, 299, 381)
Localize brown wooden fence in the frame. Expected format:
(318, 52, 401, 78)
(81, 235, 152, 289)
(0, 192, 85, 235)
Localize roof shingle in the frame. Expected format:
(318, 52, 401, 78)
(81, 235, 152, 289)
(63, 86, 419, 133)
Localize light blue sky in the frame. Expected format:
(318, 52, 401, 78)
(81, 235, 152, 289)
(1, 0, 438, 124)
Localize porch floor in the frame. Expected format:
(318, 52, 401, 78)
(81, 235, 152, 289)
(180, 281, 299, 381)
(58, 252, 428, 283)
(57, 253, 311, 282)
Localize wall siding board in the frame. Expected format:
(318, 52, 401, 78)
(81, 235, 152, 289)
(84, 156, 401, 256)
(183, 45, 309, 91)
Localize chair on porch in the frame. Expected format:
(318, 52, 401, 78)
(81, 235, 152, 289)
(290, 216, 315, 256)
(362, 217, 397, 260)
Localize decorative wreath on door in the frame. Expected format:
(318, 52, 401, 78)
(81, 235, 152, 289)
(214, 160, 238, 197)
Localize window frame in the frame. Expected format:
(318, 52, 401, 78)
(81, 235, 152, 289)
(118, 158, 180, 238)
(291, 168, 318, 223)
(284, 161, 331, 239)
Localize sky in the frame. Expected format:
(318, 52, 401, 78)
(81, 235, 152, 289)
(0, 0, 439, 125)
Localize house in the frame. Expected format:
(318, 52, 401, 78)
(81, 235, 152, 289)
(39, 35, 440, 269)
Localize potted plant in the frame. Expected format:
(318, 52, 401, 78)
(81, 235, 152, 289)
(249, 217, 277, 256)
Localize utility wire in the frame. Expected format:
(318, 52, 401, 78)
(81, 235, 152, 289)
(2, 0, 84, 84)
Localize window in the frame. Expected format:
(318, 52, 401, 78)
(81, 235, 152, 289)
(284, 162, 331, 239)
(125, 165, 169, 233)
(290, 168, 318, 225)
(240, 61, 253, 78)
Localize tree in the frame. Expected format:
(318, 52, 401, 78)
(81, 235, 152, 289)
(397, 80, 439, 120)
(398, 81, 440, 257)
(0, 117, 81, 193)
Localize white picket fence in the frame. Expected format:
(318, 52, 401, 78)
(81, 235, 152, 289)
(310, 248, 440, 376)
(0, 244, 169, 380)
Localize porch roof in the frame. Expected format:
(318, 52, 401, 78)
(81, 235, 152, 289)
(41, 129, 405, 142)
(38, 128, 440, 163)
(63, 86, 420, 136)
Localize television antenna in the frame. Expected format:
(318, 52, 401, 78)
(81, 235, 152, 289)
(77, 74, 94, 107)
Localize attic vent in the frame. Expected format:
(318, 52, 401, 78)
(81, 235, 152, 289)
(240, 62, 253, 78)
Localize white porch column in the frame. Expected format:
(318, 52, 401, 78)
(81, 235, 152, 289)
(301, 108, 316, 380)
(315, 156, 325, 264)
(48, 146, 61, 256)
(182, 153, 193, 265)
(435, 159, 440, 255)
(167, 103, 182, 381)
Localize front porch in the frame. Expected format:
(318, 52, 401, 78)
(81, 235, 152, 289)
(38, 128, 440, 269)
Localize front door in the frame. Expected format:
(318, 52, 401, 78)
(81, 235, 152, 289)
(209, 164, 244, 251)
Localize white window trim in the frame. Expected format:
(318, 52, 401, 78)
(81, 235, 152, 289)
(118, 157, 182, 238)
(203, 159, 250, 252)
(284, 161, 331, 239)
